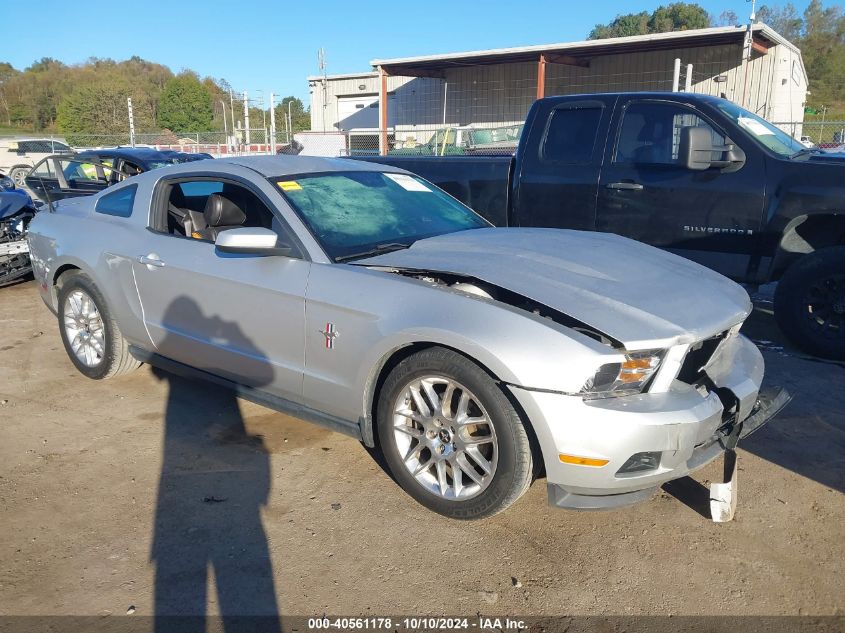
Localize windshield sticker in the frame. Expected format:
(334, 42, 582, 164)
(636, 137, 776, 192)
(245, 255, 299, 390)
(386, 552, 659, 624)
(385, 173, 432, 192)
(277, 180, 302, 191)
(738, 117, 774, 136)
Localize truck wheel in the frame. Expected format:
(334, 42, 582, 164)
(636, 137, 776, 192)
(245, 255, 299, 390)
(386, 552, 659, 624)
(9, 166, 29, 187)
(376, 347, 533, 519)
(57, 271, 141, 379)
(774, 246, 845, 360)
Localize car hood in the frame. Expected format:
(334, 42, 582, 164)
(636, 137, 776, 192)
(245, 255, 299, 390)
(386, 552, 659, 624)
(358, 228, 751, 349)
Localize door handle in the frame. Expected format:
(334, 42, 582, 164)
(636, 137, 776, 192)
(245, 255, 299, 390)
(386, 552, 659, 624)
(138, 254, 165, 268)
(606, 181, 644, 191)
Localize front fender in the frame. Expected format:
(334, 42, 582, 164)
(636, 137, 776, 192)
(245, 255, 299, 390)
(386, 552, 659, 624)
(301, 265, 622, 430)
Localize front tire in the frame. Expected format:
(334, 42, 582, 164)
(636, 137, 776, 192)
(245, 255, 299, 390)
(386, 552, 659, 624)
(9, 166, 29, 188)
(377, 347, 534, 519)
(57, 272, 141, 379)
(774, 246, 845, 360)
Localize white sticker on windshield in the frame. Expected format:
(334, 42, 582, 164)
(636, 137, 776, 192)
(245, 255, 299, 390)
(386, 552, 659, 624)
(738, 117, 774, 136)
(385, 173, 432, 192)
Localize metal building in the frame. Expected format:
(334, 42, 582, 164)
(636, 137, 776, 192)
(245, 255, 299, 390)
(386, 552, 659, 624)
(308, 24, 807, 153)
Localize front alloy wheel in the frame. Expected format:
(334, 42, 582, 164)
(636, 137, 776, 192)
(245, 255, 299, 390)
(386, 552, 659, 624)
(392, 376, 498, 501)
(377, 347, 534, 519)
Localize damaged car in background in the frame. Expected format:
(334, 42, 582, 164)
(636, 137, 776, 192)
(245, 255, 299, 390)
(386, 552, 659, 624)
(27, 156, 789, 519)
(0, 169, 41, 287)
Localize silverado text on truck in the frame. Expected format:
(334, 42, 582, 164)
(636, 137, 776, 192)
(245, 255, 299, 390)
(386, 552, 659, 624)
(357, 92, 845, 360)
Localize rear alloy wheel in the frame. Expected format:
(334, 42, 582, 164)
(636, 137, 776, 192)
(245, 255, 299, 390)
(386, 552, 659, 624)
(57, 271, 142, 379)
(774, 246, 845, 360)
(377, 347, 533, 519)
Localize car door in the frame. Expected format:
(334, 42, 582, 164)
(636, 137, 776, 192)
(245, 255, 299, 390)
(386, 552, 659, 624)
(596, 97, 766, 279)
(131, 176, 310, 401)
(511, 97, 614, 230)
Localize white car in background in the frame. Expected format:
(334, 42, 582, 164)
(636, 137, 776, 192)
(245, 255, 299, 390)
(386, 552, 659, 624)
(0, 138, 73, 187)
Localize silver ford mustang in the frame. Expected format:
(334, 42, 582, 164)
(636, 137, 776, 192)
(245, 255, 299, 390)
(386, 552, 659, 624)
(27, 156, 788, 519)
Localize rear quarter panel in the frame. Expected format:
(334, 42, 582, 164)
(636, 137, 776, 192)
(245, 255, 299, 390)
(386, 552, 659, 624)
(27, 184, 153, 349)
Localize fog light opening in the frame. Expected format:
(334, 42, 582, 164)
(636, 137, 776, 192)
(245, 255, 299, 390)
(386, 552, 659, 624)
(617, 451, 661, 474)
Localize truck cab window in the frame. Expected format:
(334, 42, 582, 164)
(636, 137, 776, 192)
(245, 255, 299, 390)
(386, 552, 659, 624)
(542, 107, 602, 163)
(615, 102, 725, 165)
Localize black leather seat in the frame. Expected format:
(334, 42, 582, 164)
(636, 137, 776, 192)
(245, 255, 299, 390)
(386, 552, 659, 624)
(195, 193, 247, 241)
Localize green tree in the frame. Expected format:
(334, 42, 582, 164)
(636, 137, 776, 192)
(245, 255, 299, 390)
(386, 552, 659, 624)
(757, 3, 803, 40)
(0, 62, 20, 126)
(649, 3, 710, 32)
(157, 73, 214, 132)
(274, 96, 310, 134)
(589, 3, 711, 39)
(56, 79, 155, 143)
(757, 1, 845, 111)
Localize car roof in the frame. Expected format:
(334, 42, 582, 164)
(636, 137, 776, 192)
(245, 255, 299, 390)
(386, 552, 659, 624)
(219, 155, 403, 178)
(542, 91, 726, 105)
(76, 147, 195, 161)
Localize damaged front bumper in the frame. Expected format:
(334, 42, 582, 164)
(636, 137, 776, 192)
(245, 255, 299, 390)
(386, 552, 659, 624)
(507, 333, 791, 511)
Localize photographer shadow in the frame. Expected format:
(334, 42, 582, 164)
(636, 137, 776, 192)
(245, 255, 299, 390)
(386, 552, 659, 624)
(150, 296, 281, 632)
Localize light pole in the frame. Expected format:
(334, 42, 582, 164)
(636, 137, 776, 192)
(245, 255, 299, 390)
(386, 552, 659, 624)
(219, 100, 229, 151)
(288, 99, 294, 139)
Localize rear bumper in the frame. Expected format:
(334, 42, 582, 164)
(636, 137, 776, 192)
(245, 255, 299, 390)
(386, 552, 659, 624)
(508, 334, 789, 509)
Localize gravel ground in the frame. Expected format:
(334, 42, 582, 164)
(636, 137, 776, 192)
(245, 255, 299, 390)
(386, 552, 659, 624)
(0, 279, 842, 619)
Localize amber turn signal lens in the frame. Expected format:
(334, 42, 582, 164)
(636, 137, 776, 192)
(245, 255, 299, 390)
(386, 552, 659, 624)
(559, 454, 610, 467)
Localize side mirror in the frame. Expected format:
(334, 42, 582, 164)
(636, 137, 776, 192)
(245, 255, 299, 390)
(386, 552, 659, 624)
(215, 227, 292, 256)
(679, 126, 714, 171)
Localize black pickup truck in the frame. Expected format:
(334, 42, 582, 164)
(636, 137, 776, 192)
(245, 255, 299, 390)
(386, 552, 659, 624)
(358, 92, 845, 360)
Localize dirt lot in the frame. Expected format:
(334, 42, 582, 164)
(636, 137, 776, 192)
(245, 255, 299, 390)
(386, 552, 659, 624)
(0, 279, 843, 619)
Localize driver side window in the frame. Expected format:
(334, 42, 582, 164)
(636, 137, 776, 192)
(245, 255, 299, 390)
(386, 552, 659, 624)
(162, 179, 292, 248)
(615, 102, 725, 165)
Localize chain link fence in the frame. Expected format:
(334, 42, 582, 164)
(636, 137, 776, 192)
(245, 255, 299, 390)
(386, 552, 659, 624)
(5, 121, 840, 162)
(774, 121, 845, 147)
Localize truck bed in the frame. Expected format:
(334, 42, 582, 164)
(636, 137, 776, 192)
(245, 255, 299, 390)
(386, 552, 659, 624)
(349, 155, 511, 226)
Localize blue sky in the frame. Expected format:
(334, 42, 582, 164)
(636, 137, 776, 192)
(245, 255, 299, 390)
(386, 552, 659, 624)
(3, 0, 813, 104)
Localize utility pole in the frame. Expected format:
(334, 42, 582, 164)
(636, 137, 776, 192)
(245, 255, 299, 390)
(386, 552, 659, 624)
(127, 97, 136, 147)
(318, 48, 327, 132)
(229, 90, 236, 146)
(288, 99, 294, 141)
(220, 100, 229, 152)
(243, 91, 251, 145)
(741, 0, 757, 108)
(269, 93, 277, 154)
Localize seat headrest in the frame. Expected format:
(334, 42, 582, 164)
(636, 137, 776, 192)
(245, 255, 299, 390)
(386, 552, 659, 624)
(204, 193, 246, 227)
(169, 184, 186, 208)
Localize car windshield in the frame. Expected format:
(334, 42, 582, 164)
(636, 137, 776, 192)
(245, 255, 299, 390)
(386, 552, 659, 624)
(273, 171, 489, 261)
(714, 100, 804, 157)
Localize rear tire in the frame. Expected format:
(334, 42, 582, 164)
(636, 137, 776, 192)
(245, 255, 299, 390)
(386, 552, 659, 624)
(774, 247, 845, 360)
(57, 271, 141, 379)
(376, 347, 533, 519)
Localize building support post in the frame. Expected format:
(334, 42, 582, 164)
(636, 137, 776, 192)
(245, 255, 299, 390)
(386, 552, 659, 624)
(536, 54, 547, 99)
(672, 58, 681, 92)
(685, 64, 693, 91)
(379, 66, 388, 156)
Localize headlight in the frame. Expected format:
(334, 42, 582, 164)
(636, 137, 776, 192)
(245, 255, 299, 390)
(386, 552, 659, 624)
(0, 176, 14, 191)
(580, 350, 663, 399)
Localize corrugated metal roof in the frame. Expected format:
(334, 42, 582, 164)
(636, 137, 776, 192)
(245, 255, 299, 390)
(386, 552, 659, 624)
(370, 23, 799, 71)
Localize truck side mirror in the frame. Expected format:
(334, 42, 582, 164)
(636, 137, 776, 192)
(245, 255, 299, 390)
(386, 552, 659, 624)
(679, 126, 714, 171)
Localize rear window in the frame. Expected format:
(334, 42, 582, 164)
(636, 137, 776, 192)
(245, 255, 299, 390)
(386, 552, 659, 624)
(95, 184, 137, 218)
(542, 107, 603, 163)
